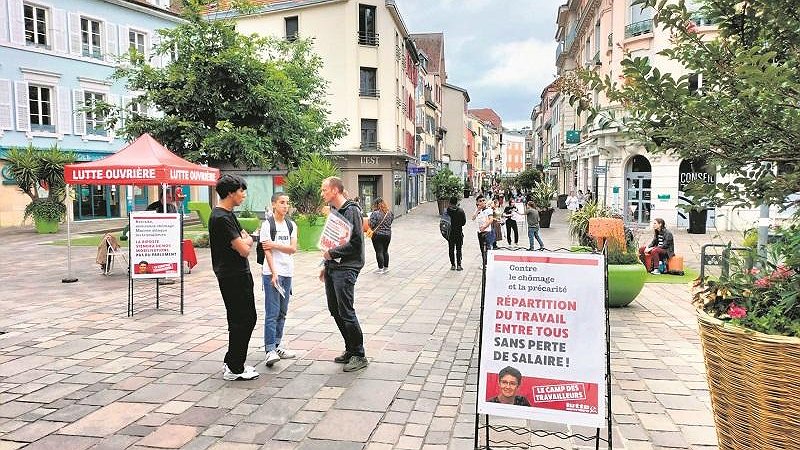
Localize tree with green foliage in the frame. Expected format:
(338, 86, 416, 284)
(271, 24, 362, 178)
(109, 0, 346, 169)
(574, 0, 800, 213)
(513, 168, 543, 193)
(5, 145, 74, 223)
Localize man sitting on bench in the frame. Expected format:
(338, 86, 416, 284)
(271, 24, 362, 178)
(639, 218, 675, 274)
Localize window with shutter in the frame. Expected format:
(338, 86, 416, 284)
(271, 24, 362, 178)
(84, 91, 106, 136)
(72, 88, 85, 135)
(0, 80, 12, 131)
(80, 17, 103, 58)
(14, 81, 30, 132)
(28, 84, 54, 133)
(23, 3, 49, 48)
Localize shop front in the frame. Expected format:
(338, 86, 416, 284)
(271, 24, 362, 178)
(337, 154, 412, 217)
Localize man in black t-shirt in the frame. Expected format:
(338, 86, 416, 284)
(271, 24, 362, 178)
(209, 174, 259, 381)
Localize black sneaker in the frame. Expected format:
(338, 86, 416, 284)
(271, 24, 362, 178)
(456, 266, 463, 271)
(334, 351, 352, 364)
(343, 355, 369, 372)
(450, 265, 456, 270)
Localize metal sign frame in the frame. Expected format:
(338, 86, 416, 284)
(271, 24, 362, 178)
(474, 244, 613, 449)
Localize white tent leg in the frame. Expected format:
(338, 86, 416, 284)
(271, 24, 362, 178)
(62, 184, 78, 283)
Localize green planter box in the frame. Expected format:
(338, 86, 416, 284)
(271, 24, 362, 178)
(237, 217, 259, 234)
(34, 218, 59, 234)
(608, 263, 647, 307)
(294, 215, 325, 251)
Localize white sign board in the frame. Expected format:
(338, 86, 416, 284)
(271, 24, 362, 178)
(318, 210, 353, 252)
(477, 250, 606, 428)
(130, 213, 181, 279)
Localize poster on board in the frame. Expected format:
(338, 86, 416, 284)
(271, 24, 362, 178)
(130, 213, 181, 279)
(477, 250, 606, 428)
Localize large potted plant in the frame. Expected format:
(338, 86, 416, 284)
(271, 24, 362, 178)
(284, 154, 340, 251)
(569, 206, 645, 306)
(430, 167, 463, 214)
(573, 0, 800, 446)
(5, 145, 73, 233)
(530, 181, 556, 228)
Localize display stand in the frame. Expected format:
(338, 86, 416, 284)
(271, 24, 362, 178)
(127, 210, 185, 316)
(474, 244, 613, 449)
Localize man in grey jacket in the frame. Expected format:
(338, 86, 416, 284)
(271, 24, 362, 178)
(319, 176, 368, 372)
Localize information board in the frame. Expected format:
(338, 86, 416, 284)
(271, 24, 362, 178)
(477, 250, 606, 427)
(129, 213, 181, 279)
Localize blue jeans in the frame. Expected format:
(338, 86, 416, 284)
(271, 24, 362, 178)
(528, 227, 544, 250)
(324, 267, 364, 357)
(262, 274, 292, 352)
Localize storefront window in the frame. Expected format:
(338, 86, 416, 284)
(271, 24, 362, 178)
(74, 184, 120, 220)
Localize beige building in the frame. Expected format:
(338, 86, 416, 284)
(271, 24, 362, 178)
(441, 82, 470, 190)
(552, 0, 723, 229)
(214, 0, 421, 215)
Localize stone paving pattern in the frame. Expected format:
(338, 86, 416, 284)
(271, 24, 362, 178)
(0, 200, 741, 449)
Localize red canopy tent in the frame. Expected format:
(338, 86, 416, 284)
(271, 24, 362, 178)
(65, 133, 219, 186)
(61, 133, 220, 284)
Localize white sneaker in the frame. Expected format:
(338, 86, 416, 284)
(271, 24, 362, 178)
(373, 267, 383, 273)
(276, 347, 296, 359)
(382, 267, 390, 273)
(264, 350, 280, 367)
(223, 363, 260, 381)
(651, 269, 661, 275)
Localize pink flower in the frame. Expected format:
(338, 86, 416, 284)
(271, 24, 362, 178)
(749, 268, 761, 275)
(685, 20, 698, 34)
(728, 304, 747, 319)
(754, 277, 772, 288)
(770, 266, 794, 281)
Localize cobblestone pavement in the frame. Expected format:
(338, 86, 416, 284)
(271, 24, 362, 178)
(0, 201, 738, 449)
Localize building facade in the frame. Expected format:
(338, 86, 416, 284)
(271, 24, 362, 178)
(501, 131, 525, 175)
(468, 108, 502, 189)
(217, 0, 424, 216)
(0, 0, 180, 227)
(441, 82, 469, 191)
(553, 0, 723, 228)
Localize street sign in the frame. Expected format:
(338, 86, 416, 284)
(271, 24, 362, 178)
(593, 165, 607, 175)
(549, 161, 560, 168)
(421, 154, 430, 162)
(566, 130, 580, 144)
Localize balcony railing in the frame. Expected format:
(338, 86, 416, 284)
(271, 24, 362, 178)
(624, 19, 653, 38)
(357, 31, 379, 46)
(359, 88, 380, 98)
(360, 141, 380, 150)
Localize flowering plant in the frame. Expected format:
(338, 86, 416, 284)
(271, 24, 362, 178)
(692, 225, 800, 337)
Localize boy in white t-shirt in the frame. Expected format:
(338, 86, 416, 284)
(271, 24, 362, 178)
(260, 192, 298, 367)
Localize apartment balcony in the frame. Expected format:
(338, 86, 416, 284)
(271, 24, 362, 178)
(359, 88, 380, 98)
(624, 19, 653, 38)
(357, 31, 379, 46)
(360, 141, 380, 150)
(564, 26, 577, 52)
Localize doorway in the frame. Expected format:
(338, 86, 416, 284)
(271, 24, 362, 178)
(625, 155, 652, 225)
(358, 175, 379, 212)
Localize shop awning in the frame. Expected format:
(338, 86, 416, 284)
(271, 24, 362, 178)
(64, 133, 219, 186)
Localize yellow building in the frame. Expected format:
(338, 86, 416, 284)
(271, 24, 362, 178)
(210, 0, 422, 215)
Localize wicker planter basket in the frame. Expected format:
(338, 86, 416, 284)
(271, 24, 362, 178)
(697, 311, 800, 450)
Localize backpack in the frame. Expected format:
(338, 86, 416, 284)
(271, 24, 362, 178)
(256, 215, 294, 265)
(439, 212, 452, 240)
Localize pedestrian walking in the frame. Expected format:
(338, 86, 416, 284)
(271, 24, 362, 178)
(491, 198, 502, 249)
(503, 202, 519, 247)
(368, 197, 394, 274)
(209, 174, 259, 381)
(471, 195, 494, 265)
(577, 190, 586, 209)
(525, 200, 545, 251)
(319, 176, 369, 372)
(260, 192, 298, 368)
(446, 196, 467, 271)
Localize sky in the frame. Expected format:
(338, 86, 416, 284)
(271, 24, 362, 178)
(397, 0, 563, 131)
